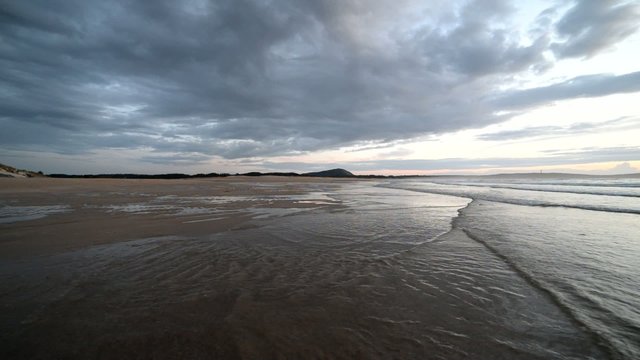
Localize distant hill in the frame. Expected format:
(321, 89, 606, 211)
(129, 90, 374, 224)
(0, 163, 45, 178)
(48, 173, 228, 179)
(4, 161, 636, 179)
(0, 164, 356, 179)
(240, 172, 300, 177)
(304, 168, 355, 177)
(48, 169, 355, 178)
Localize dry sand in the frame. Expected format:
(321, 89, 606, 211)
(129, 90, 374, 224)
(0, 177, 355, 259)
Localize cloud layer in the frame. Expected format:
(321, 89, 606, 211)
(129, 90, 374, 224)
(264, 146, 640, 173)
(1, 0, 639, 162)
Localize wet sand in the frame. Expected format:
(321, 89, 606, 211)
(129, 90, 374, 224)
(0, 177, 606, 359)
(0, 177, 351, 259)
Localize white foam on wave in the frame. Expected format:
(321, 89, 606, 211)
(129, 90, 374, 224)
(385, 180, 640, 214)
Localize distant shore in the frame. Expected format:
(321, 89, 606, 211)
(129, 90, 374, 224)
(3, 161, 639, 179)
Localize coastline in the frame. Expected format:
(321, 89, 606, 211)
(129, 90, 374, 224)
(0, 177, 358, 259)
(0, 177, 614, 358)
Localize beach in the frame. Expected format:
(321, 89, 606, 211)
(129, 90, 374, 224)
(0, 177, 353, 258)
(1, 176, 633, 359)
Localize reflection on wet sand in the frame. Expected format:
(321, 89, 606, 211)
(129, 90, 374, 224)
(0, 178, 606, 359)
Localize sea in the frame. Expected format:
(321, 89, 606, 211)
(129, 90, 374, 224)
(385, 175, 640, 360)
(0, 175, 638, 359)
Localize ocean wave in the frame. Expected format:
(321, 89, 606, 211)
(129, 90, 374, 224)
(382, 182, 640, 215)
(452, 199, 640, 360)
(433, 182, 640, 198)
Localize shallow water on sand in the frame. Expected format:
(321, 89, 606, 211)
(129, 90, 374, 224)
(388, 176, 640, 360)
(456, 201, 640, 360)
(0, 182, 608, 359)
(0, 205, 71, 224)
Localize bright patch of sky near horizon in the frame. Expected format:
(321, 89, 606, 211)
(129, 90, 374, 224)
(0, 0, 639, 175)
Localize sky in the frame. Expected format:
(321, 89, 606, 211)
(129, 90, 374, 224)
(1, 0, 639, 175)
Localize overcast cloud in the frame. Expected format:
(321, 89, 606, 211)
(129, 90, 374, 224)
(478, 116, 639, 141)
(263, 146, 640, 173)
(1, 0, 639, 169)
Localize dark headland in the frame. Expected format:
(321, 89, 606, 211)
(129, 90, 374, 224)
(1, 162, 639, 179)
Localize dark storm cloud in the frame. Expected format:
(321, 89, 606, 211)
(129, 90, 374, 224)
(414, 0, 550, 77)
(1, 0, 639, 160)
